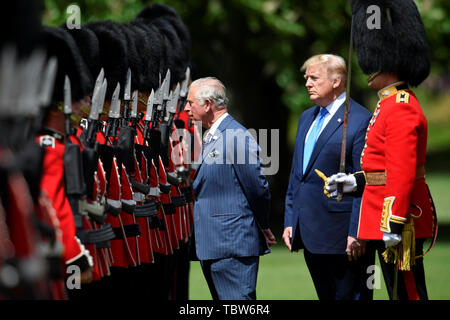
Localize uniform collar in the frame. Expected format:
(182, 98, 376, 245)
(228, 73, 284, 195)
(40, 127, 65, 142)
(377, 81, 408, 101)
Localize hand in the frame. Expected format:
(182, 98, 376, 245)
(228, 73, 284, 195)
(80, 268, 94, 284)
(383, 232, 402, 248)
(263, 228, 277, 246)
(282, 227, 297, 252)
(346, 236, 366, 262)
(326, 173, 357, 198)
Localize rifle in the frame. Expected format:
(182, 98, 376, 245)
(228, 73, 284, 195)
(336, 16, 354, 202)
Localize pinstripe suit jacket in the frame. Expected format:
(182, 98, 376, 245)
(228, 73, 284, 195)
(193, 115, 271, 261)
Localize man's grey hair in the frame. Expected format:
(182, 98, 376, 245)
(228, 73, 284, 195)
(191, 77, 229, 109)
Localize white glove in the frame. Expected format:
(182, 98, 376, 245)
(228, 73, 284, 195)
(383, 232, 402, 248)
(326, 173, 357, 198)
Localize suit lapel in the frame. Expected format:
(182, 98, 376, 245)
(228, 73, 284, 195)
(303, 101, 348, 177)
(194, 114, 233, 179)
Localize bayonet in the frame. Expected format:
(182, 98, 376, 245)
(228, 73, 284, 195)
(162, 69, 171, 102)
(64, 75, 72, 138)
(178, 67, 190, 114)
(170, 83, 180, 116)
(64, 75, 72, 116)
(145, 89, 155, 122)
(156, 70, 171, 124)
(122, 68, 132, 125)
(91, 68, 104, 107)
(164, 91, 173, 122)
(0, 46, 16, 116)
(86, 78, 107, 147)
(21, 49, 46, 116)
(124, 68, 131, 101)
(167, 83, 180, 128)
(97, 78, 108, 118)
(109, 82, 121, 119)
(179, 68, 190, 100)
(130, 90, 138, 128)
(105, 82, 121, 138)
(152, 86, 162, 127)
(39, 57, 58, 108)
(143, 89, 155, 139)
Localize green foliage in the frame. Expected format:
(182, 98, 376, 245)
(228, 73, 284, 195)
(43, 0, 450, 150)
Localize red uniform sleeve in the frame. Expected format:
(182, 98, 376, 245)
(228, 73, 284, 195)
(381, 98, 421, 232)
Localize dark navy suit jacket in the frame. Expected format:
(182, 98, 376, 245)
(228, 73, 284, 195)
(193, 115, 271, 261)
(284, 99, 371, 254)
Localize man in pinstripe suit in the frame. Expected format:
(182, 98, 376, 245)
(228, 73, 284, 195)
(185, 77, 276, 300)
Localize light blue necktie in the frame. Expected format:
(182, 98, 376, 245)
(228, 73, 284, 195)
(303, 107, 328, 173)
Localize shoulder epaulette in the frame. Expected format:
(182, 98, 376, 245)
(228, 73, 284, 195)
(39, 135, 56, 148)
(396, 91, 410, 103)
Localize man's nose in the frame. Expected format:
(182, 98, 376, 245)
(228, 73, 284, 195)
(305, 78, 313, 88)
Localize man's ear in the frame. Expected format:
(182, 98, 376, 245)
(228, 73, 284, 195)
(203, 99, 212, 112)
(332, 76, 342, 89)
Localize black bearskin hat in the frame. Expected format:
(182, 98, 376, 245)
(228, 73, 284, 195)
(126, 21, 163, 92)
(1, 0, 44, 58)
(84, 20, 129, 98)
(135, 3, 191, 87)
(350, 0, 430, 86)
(41, 26, 92, 105)
(63, 26, 101, 87)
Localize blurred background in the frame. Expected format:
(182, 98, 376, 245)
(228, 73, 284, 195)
(43, 0, 450, 299)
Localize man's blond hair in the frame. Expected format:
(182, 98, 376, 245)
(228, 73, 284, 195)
(301, 54, 347, 86)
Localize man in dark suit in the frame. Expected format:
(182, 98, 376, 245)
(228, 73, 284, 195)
(283, 54, 373, 300)
(184, 77, 276, 300)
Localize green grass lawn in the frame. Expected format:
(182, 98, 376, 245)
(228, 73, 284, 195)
(427, 172, 450, 224)
(189, 240, 450, 300)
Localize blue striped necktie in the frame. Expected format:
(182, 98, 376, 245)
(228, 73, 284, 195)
(303, 107, 328, 173)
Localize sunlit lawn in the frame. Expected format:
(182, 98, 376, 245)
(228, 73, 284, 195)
(188, 241, 450, 300)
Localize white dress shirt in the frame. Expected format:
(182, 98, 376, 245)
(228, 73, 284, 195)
(305, 92, 346, 142)
(204, 112, 229, 143)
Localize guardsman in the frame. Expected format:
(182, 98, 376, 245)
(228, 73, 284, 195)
(0, 0, 73, 299)
(327, 0, 436, 300)
(39, 26, 95, 290)
(45, 26, 116, 297)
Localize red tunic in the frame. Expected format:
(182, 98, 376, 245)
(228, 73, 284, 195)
(357, 83, 435, 240)
(38, 133, 92, 269)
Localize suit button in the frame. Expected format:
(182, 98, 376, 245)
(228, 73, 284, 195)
(301, 182, 304, 186)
